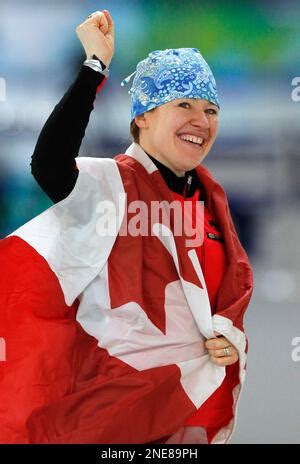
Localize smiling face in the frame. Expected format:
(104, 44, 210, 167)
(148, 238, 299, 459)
(134, 98, 219, 176)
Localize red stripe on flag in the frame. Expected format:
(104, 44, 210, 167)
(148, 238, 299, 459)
(96, 77, 107, 93)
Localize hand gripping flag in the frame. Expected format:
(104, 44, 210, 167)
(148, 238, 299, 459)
(0, 143, 253, 444)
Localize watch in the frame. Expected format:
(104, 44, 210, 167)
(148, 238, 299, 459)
(83, 54, 109, 78)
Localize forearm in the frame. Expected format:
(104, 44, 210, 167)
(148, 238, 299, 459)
(30, 65, 105, 203)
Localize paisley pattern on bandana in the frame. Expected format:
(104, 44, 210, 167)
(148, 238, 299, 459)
(121, 48, 220, 120)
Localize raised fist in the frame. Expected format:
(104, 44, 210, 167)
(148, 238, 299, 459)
(76, 10, 114, 67)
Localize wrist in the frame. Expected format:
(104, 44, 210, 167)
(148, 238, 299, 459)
(83, 54, 110, 78)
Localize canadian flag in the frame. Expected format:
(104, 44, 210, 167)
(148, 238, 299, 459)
(0, 144, 253, 444)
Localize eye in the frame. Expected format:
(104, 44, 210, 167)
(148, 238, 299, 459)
(205, 108, 218, 115)
(178, 102, 191, 109)
(179, 102, 218, 115)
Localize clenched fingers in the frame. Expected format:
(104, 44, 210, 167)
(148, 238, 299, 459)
(205, 335, 239, 366)
(205, 335, 231, 351)
(81, 10, 108, 27)
(210, 351, 239, 366)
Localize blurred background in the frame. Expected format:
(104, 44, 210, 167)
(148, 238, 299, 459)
(0, 0, 299, 443)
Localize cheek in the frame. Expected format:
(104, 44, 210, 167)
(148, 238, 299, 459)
(165, 114, 183, 133)
(208, 119, 219, 144)
(211, 119, 219, 137)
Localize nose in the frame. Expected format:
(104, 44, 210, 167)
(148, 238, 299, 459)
(190, 110, 210, 130)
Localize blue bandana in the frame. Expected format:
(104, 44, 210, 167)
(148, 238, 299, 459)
(121, 48, 219, 121)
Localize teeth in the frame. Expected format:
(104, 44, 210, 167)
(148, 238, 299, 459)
(179, 134, 204, 145)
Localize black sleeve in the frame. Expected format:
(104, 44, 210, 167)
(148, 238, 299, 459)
(30, 65, 105, 203)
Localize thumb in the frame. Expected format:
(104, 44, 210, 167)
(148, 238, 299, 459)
(98, 11, 109, 35)
(103, 9, 114, 38)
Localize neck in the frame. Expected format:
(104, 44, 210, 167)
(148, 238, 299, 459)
(139, 143, 185, 177)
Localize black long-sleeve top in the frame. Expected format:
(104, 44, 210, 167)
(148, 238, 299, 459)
(30, 65, 203, 203)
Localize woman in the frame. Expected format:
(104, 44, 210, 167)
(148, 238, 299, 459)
(0, 10, 253, 444)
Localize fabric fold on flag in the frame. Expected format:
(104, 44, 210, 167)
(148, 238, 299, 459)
(0, 143, 253, 444)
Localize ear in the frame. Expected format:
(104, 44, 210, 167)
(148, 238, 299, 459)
(134, 113, 149, 130)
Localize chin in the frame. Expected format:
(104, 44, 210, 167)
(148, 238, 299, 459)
(180, 157, 205, 172)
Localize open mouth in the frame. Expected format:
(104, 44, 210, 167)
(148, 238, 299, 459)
(177, 135, 205, 149)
